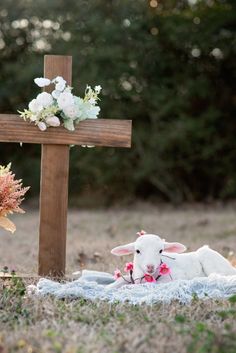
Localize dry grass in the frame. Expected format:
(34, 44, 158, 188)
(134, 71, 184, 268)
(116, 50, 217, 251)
(0, 203, 236, 353)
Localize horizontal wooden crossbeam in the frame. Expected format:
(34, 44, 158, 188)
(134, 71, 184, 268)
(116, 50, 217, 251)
(0, 114, 132, 148)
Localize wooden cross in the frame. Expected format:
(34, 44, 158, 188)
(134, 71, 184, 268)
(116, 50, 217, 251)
(0, 55, 132, 277)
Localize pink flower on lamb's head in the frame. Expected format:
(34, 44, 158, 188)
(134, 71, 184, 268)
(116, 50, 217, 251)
(159, 263, 171, 276)
(144, 274, 156, 283)
(124, 262, 133, 272)
(136, 230, 147, 237)
(114, 269, 122, 280)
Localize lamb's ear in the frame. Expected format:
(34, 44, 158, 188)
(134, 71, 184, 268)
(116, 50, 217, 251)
(164, 241, 186, 253)
(111, 243, 135, 256)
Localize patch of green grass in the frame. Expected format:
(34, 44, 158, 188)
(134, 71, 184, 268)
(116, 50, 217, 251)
(174, 298, 236, 353)
(228, 294, 236, 304)
(175, 314, 187, 323)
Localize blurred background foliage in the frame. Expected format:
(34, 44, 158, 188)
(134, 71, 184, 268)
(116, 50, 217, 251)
(0, 0, 235, 205)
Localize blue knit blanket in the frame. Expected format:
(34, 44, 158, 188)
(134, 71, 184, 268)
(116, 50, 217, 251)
(28, 270, 236, 304)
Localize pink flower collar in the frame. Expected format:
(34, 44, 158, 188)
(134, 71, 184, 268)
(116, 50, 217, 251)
(114, 260, 172, 284)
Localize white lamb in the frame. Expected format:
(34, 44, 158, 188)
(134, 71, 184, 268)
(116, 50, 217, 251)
(108, 233, 236, 289)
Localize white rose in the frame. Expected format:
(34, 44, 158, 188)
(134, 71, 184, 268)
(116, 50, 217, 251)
(53, 76, 64, 83)
(34, 77, 51, 87)
(52, 90, 61, 99)
(63, 104, 80, 120)
(45, 116, 60, 127)
(37, 121, 47, 131)
(55, 80, 66, 92)
(36, 92, 53, 108)
(57, 92, 74, 109)
(52, 76, 66, 91)
(28, 99, 43, 113)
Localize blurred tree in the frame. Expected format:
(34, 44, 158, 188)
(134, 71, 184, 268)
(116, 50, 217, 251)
(0, 0, 235, 203)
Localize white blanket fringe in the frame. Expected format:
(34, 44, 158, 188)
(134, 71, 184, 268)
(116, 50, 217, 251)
(28, 271, 236, 304)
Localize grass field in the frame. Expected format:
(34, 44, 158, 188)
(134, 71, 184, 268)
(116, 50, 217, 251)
(0, 203, 236, 353)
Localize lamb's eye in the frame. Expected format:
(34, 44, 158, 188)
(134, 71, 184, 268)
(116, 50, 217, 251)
(136, 249, 141, 254)
(159, 249, 163, 254)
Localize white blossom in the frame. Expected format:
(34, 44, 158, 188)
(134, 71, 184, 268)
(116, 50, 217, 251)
(52, 90, 61, 99)
(45, 115, 60, 127)
(52, 76, 67, 91)
(63, 104, 81, 120)
(89, 98, 96, 104)
(38, 121, 47, 131)
(73, 98, 87, 121)
(74, 96, 84, 106)
(20, 78, 102, 133)
(53, 76, 64, 83)
(55, 80, 66, 91)
(28, 99, 43, 113)
(36, 92, 53, 108)
(95, 85, 102, 93)
(57, 92, 74, 109)
(87, 105, 100, 119)
(76, 101, 100, 121)
(34, 77, 51, 87)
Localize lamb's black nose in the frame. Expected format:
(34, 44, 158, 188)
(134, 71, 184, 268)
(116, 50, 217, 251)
(146, 264, 155, 273)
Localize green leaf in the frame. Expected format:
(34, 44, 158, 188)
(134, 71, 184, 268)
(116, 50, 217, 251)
(63, 119, 75, 131)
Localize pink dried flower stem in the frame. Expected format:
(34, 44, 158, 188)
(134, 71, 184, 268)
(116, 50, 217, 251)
(0, 170, 29, 217)
(0, 165, 30, 232)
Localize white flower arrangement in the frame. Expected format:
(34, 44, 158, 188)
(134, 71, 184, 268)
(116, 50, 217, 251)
(18, 76, 102, 131)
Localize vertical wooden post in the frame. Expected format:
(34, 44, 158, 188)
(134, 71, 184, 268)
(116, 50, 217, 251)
(38, 55, 72, 277)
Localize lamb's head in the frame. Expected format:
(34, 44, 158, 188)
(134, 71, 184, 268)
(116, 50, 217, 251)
(111, 234, 186, 277)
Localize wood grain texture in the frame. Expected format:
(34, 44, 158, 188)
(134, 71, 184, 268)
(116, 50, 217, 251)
(0, 115, 132, 148)
(38, 55, 72, 277)
(44, 55, 72, 85)
(39, 144, 69, 277)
